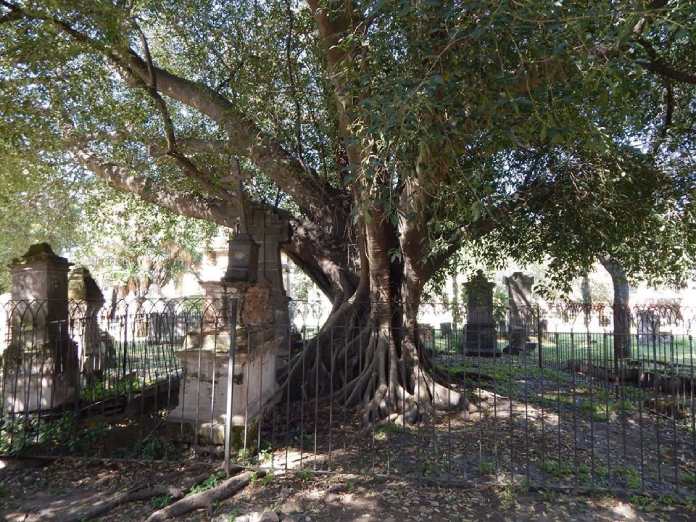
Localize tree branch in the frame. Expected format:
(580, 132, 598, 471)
(74, 149, 240, 228)
(651, 80, 673, 154)
(120, 38, 344, 221)
(131, 22, 237, 201)
(637, 58, 696, 86)
(5, 0, 343, 220)
(148, 138, 232, 158)
(424, 178, 557, 278)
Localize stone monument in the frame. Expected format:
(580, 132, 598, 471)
(247, 205, 292, 351)
(463, 270, 498, 356)
(169, 207, 290, 444)
(68, 266, 108, 377)
(504, 272, 535, 354)
(4, 243, 78, 412)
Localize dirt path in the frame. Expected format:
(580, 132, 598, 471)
(1, 457, 693, 521)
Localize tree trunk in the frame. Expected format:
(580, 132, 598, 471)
(580, 272, 592, 329)
(600, 256, 631, 360)
(279, 211, 464, 425)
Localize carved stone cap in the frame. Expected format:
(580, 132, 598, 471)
(465, 269, 494, 289)
(9, 243, 72, 269)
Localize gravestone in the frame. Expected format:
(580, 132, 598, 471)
(247, 205, 291, 351)
(464, 270, 498, 356)
(637, 310, 658, 346)
(68, 266, 108, 377)
(504, 272, 535, 354)
(418, 323, 434, 345)
(5, 243, 78, 412)
(169, 208, 290, 444)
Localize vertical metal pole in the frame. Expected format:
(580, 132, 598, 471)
(537, 305, 543, 369)
(224, 297, 238, 477)
(122, 305, 129, 381)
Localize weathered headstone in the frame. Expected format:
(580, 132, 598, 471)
(637, 310, 657, 346)
(5, 243, 78, 412)
(504, 272, 535, 354)
(68, 266, 108, 377)
(464, 270, 498, 356)
(418, 323, 435, 345)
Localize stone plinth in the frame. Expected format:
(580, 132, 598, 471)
(504, 272, 535, 354)
(2, 360, 77, 413)
(170, 274, 283, 444)
(168, 348, 277, 444)
(464, 270, 498, 356)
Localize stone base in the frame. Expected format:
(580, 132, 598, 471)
(179, 421, 259, 447)
(464, 323, 499, 356)
(185, 330, 233, 352)
(167, 347, 277, 444)
(503, 327, 528, 355)
(2, 368, 77, 413)
(503, 341, 537, 355)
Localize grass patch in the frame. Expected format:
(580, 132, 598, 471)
(150, 494, 172, 509)
(190, 471, 225, 494)
(540, 458, 574, 478)
(479, 459, 496, 475)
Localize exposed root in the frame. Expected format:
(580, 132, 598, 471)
(145, 470, 262, 521)
(275, 302, 468, 426)
(60, 471, 211, 522)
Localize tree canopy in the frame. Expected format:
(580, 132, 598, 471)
(1, 1, 694, 294)
(2, 0, 696, 420)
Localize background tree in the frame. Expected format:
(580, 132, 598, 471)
(1, 0, 694, 421)
(0, 154, 83, 292)
(75, 186, 215, 299)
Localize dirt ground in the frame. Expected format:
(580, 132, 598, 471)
(1, 457, 694, 521)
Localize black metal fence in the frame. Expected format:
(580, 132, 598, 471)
(1, 298, 695, 499)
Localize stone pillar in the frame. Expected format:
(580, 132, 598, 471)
(504, 272, 535, 354)
(248, 206, 291, 348)
(464, 270, 498, 356)
(5, 243, 78, 412)
(169, 208, 290, 444)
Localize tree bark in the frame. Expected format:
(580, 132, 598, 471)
(278, 204, 464, 425)
(600, 256, 631, 360)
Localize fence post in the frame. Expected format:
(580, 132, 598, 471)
(537, 305, 543, 369)
(122, 305, 128, 381)
(224, 296, 238, 477)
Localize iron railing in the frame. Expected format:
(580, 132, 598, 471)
(0, 299, 694, 498)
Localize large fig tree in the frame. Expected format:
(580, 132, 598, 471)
(1, 0, 694, 421)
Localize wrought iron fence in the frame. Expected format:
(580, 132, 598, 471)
(1, 298, 695, 499)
